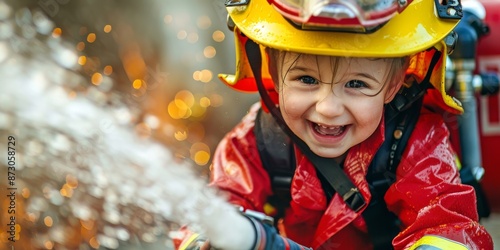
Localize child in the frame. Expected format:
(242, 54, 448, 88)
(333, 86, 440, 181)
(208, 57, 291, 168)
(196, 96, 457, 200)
(178, 0, 494, 249)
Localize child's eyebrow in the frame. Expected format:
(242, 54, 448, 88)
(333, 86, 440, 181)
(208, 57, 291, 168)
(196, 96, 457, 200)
(287, 65, 310, 72)
(353, 72, 381, 84)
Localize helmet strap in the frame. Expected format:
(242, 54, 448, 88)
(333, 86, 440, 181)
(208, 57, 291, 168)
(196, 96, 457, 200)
(387, 47, 442, 124)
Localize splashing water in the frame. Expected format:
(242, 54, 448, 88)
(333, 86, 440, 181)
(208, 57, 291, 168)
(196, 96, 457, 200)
(0, 3, 250, 249)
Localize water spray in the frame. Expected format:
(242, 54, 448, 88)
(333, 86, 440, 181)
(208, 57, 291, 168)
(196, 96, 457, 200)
(0, 2, 255, 249)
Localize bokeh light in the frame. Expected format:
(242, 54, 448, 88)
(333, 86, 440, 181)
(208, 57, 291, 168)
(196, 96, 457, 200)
(86, 33, 96, 43)
(103, 24, 112, 33)
(212, 30, 225, 42)
(190, 142, 211, 166)
(52, 27, 62, 38)
(91, 72, 103, 85)
(203, 46, 216, 58)
(197, 15, 211, 29)
(103, 65, 113, 75)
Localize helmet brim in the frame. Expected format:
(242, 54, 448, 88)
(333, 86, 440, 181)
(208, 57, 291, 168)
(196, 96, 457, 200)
(227, 0, 460, 57)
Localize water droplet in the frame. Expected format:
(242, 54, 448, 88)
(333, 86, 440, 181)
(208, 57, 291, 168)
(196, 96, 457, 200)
(72, 205, 93, 221)
(98, 235, 119, 249)
(49, 190, 64, 206)
(0, 111, 12, 129)
(0, 2, 11, 20)
(32, 10, 53, 35)
(0, 22, 13, 40)
(141, 232, 156, 243)
(29, 197, 49, 211)
(50, 133, 71, 152)
(49, 42, 78, 69)
(116, 228, 130, 241)
(0, 41, 9, 62)
(26, 139, 44, 156)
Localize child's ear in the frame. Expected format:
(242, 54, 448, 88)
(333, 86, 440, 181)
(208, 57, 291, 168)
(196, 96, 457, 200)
(384, 81, 404, 104)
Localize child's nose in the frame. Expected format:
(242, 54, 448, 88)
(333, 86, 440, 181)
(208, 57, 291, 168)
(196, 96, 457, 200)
(315, 89, 344, 118)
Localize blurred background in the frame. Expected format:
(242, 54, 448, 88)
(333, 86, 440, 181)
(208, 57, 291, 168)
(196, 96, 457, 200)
(5, 0, 259, 170)
(0, 0, 499, 249)
(0, 0, 258, 249)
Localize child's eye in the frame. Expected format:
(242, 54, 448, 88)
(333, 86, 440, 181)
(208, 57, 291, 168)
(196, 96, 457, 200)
(298, 76, 319, 85)
(345, 80, 367, 88)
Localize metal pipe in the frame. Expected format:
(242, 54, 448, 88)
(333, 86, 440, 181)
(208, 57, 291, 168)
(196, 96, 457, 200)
(449, 8, 490, 181)
(453, 62, 485, 181)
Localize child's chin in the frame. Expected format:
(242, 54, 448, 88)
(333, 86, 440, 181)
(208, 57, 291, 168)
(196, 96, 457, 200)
(310, 147, 346, 159)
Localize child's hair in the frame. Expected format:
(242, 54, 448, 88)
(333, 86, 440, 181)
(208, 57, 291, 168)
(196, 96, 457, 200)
(266, 48, 409, 98)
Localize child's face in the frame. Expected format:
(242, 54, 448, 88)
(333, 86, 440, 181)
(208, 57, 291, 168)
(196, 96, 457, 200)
(277, 53, 402, 159)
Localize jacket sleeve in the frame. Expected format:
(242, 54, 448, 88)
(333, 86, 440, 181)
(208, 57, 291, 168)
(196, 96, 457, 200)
(209, 103, 273, 211)
(385, 109, 493, 249)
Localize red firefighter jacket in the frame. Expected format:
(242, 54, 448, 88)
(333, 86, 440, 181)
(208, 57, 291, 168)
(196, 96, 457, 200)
(209, 100, 493, 249)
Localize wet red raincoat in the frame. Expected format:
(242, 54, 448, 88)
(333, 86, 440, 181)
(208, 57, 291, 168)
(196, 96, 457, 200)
(209, 96, 493, 249)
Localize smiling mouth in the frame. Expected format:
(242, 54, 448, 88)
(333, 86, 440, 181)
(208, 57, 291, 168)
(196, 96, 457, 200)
(314, 123, 346, 136)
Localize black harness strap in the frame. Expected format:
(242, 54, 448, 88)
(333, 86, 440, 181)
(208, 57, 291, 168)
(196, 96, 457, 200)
(254, 109, 295, 222)
(246, 38, 366, 212)
(363, 95, 424, 250)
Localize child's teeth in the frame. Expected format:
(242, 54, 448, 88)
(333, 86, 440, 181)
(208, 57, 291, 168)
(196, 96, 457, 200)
(316, 124, 345, 136)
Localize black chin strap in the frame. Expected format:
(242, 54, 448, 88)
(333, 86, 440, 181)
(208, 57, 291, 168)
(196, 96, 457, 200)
(245, 39, 366, 212)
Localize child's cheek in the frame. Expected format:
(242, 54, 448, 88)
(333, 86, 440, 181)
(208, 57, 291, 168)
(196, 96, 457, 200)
(281, 92, 310, 117)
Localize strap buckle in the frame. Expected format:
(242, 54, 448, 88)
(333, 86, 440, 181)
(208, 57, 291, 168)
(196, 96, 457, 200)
(343, 188, 367, 212)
